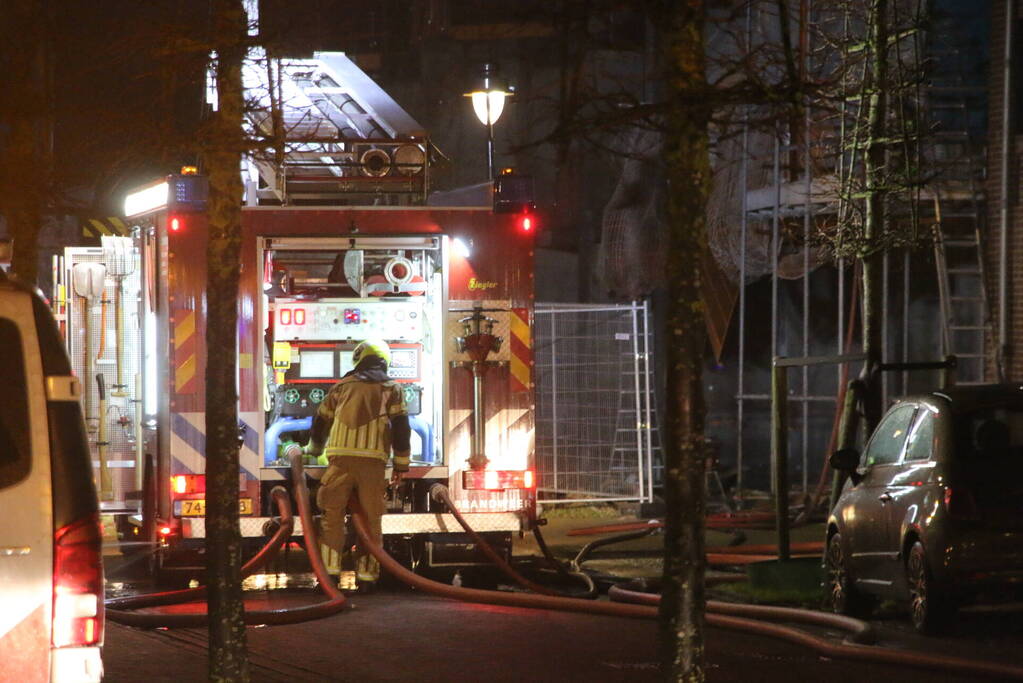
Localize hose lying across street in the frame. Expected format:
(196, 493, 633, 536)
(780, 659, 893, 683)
(605, 580, 1023, 680)
(105, 460, 1023, 679)
(105, 476, 347, 627)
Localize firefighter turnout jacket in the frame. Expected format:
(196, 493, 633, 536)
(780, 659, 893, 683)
(311, 360, 411, 470)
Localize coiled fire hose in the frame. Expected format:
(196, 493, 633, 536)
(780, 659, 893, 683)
(105, 482, 347, 628)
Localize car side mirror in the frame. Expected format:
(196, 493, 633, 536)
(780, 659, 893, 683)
(830, 448, 860, 472)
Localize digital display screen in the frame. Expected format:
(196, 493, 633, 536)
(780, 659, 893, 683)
(336, 346, 418, 380)
(299, 350, 335, 379)
(339, 351, 355, 376)
(390, 349, 416, 369)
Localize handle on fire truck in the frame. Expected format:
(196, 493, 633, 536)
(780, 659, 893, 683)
(96, 374, 113, 501)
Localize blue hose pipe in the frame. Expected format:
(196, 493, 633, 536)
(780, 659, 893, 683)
(265, 416, 313, 466)
(408, 415, 434, 464)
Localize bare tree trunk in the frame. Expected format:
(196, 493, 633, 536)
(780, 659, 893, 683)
(861, 0, 889, 432)
(657, 1, 710, 680)
(0, 0, 48, 284)
(204, 1, 249, 680)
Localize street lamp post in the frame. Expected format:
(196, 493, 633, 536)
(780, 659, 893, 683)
(465, 63, 511, 181)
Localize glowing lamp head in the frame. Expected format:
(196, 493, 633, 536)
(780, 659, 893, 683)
(470, 91, 508, 125)
(464, 63, 512, 126)
(169, 216, 182, 232)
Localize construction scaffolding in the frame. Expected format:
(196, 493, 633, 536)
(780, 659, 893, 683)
(721, 0, 991, 498)
(533, 302, 659, 504)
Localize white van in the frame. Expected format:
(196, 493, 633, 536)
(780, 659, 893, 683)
(0, 277, 103, 682)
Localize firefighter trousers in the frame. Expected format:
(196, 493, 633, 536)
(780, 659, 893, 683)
(316, 455, 386, 583)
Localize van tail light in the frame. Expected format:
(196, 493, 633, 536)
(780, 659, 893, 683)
(52, 514, 104, 648)
(944, 486, 980, 520)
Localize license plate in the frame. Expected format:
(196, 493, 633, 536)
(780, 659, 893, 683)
(177, 498, 253, 517)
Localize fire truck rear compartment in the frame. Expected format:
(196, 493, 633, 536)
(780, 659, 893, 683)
(260, 239, 443, 474)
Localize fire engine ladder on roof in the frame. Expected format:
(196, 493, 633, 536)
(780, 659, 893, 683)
(240, 52, 432, 206)
(929, 65, 994, 385)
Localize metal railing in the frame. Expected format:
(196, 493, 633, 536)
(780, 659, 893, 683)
(534, 302, 657, 504)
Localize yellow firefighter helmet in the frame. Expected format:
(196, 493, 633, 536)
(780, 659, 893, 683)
(352, 338, 391, 367)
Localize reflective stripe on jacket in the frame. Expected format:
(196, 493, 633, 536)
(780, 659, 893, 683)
(318, 374, 407, 465)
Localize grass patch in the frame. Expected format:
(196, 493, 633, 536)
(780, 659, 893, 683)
(712, 580, 824, 609)
(539, 504, 621, 520)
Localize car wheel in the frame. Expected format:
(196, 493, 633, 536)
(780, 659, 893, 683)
(906, 540, 954, 635)
(826, 533, 873, 617)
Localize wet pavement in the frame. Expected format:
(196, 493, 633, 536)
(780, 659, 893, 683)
(99, 508, 1023, 681)
(102, 589, 1002, 682)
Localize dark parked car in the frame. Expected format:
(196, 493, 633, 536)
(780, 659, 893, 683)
(826, 385, 1023, 634)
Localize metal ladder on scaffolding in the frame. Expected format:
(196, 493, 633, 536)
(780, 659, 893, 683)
(933, 193, 991, 384)
(928, 54, 993, 385)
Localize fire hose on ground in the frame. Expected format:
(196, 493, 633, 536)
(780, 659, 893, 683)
(106, 460, 1023, 679)
(605, 584, 1023, 680)
(428, 483, 596, 598)
(105, 482, 347, 628)
(530, 523, 598, 597)
(339, 464, 1023, 680)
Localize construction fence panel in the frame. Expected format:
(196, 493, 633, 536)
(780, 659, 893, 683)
(534, 302, 657, 504)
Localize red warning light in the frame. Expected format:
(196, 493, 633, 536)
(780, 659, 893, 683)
(294, 308, 306, 325)
(279, 308, 292, 325)
(519, 214, 534, 234)
(169, 216, 182, 232)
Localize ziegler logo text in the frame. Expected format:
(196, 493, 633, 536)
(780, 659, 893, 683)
(468, 277, 498, 291)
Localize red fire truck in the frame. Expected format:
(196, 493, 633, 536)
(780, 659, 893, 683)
(59, 52, 538, 577)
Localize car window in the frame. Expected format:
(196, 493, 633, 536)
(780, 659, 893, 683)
(904, 409, 935, 462)
(863, 404, 916, 467)
(0, 318, 31, 489)
(954, 407, 1023, 463)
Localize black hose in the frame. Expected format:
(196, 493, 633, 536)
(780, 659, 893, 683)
(572, 527, 657, 568)
(531, 525, 597, 598)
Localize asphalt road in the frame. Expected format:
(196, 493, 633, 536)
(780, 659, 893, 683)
(101, 588, 1004, 683)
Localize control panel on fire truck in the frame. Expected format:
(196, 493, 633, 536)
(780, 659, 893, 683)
(262, 242, 443, 467)
(275, 300, 424, 342)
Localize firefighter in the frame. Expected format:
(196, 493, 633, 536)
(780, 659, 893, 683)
(304, 338, 410, 589)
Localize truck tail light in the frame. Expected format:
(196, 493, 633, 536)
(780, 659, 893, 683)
(52, 514, 104, 648)
(294, 308, 305, 325)
(169, 216, 183, 232)
(463, 470, 534, 491)
(280, 308, 292, 325)
(171, 474, 206, 496)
